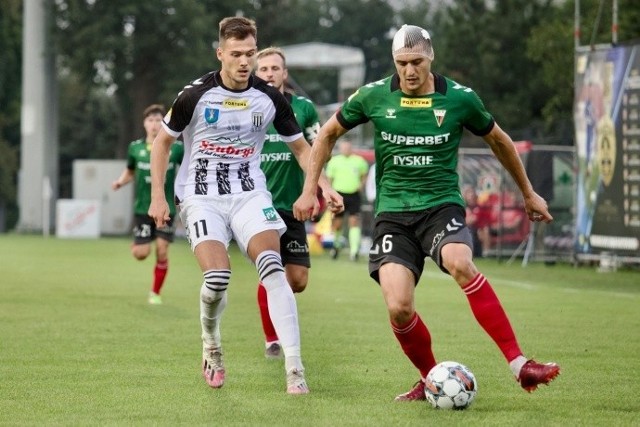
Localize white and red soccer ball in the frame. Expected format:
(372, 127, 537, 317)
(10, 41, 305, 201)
(425, 361, 478, 410)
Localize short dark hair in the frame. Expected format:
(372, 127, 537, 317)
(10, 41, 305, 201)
(143, 104, 165, 118)
(219, 17, 257, 44)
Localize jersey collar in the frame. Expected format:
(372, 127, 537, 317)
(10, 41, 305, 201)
(213, 70, 255, 93)
(390, 72, 447, 96)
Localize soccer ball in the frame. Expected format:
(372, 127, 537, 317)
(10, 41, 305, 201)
(424, 361, 477, 410)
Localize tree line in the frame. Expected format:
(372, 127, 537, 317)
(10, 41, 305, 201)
(1, 0, 639, 231)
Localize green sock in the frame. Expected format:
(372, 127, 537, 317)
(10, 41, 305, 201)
(334, 230, 343, 249)
(349, 226, 361, 257)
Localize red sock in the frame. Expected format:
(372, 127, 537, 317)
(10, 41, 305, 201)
(152, 260, 168, 294)
(463, 273, 522, 362)
(392, 312, 437, 379)
(257, 282, 278, 343)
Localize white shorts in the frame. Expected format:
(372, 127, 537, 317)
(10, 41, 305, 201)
(178, 190, 286, 254)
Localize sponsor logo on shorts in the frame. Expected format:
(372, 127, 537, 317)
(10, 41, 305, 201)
(286, 240, 309, 254)
(429, 230, 445, 256)
(262, 207, 278, 222)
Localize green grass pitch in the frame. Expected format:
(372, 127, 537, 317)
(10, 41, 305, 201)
(1, 234, 639, 425)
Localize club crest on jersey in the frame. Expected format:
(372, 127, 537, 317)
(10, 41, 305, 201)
(204, 108, 220, 124)
(262, 207, 278, 222)
(433, 109, 446, 127)
(252, 112, 264, 132)
(400, 98, 432, 108)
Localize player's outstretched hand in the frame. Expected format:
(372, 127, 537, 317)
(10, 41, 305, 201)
(324, 189, 344, 214)
(293, 192, 319, 222)
(524, 192, 553, 223)
(148, 198, 170, 228)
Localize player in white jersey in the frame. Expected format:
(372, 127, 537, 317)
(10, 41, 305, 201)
(148, 17, 343, 395)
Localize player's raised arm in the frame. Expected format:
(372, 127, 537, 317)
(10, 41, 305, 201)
(148, 127, 176, 227)
(482, 123, 553, 223)
(293, 113, 348, 221)
(288, 131, 344, 220)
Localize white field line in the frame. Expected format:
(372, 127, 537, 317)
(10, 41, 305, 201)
(422, 270, 638, 299)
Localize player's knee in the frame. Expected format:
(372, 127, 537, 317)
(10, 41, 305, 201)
(131, 245, 150, 260)
(443, 256, 477, 284)
(287, 269, 308, 293)
(290, 280, 307, 293)
(156, 247, 169, 261)
(388, 303, 414, 325)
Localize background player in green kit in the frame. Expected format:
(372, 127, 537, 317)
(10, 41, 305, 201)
(255, 47, 321, 359)
(112, 104, 184, 305)
(294, 24, 560, 400)
(325, 140, 369, 261)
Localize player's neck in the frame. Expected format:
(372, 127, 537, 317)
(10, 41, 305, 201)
(219, 70, 249, 91)
(401, 72, 434, 96)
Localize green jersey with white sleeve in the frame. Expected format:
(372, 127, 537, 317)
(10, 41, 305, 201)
(336, 73, 494, 215)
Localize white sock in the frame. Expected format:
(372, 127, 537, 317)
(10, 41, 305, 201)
(510, 355, 528, 378)
(256, 250, 303, 373)
(200, 270, 230, 348)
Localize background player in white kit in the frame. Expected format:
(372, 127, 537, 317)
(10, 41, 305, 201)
(148, 16, 342, 395)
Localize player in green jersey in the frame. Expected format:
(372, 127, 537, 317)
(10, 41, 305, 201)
(325, 140, 369, 261)
(255, 47, 321, 359)
(294, 24, 560, 400)
(112, 104, 184, 305)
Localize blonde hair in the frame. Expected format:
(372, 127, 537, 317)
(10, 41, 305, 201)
(257, 46, 287, 67)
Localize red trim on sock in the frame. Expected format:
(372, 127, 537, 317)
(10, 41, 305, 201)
(463, 273, 523, 362)
(152, 260, 168, 294)
(391, 312, 437, 378)
(257, 282, 278, 342)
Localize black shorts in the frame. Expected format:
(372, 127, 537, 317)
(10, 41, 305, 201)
(278, 210, 311, 268)
(333, 192, 362, 218)
(368, 204, 473, 284)
(133, 214, 176, 245)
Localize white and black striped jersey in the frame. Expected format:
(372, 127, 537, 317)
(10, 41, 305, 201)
(163, 71, 303, 201)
